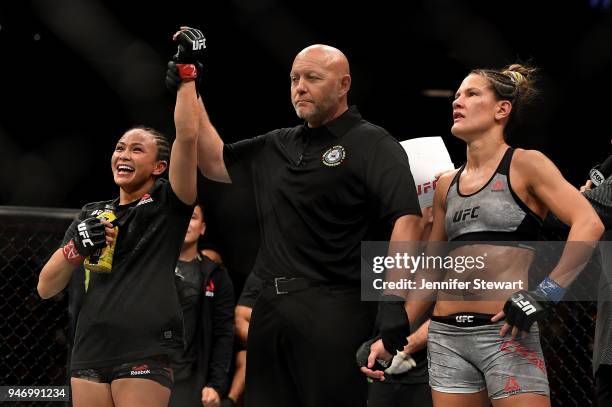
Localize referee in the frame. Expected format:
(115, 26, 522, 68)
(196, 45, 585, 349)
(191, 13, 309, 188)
(169, 32, 422, 406)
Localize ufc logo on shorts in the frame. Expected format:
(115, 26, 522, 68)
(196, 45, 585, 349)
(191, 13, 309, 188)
(77, 223, 94, 247)
(512, 293, 536, 315)
(455, 315, 474, 323)
(192, 38, 206, 51)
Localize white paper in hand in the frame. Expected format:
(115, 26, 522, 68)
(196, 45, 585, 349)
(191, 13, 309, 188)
(400, 137, 454, 209)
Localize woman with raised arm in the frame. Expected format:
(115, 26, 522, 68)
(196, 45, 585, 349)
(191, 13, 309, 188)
(37, 35, 201, 406)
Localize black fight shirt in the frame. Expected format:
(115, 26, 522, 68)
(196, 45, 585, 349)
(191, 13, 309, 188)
(63, 179, 193, 369)
(223, 106, 420, 283)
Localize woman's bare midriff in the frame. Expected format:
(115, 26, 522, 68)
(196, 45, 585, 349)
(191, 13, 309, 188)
(432, 244, 534, 316)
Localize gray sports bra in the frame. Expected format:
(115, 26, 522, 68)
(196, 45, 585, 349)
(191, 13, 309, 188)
(445, 148, 543, 242)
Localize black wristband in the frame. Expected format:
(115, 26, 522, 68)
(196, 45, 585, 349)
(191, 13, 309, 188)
(378, 295, 410, 353)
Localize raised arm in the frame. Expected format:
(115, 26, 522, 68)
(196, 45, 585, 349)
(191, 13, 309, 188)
(165, 27, 230, 184)
(196, 98, 230, 183)
(169, 79, 199, 205)
(166, 27, 209, 204)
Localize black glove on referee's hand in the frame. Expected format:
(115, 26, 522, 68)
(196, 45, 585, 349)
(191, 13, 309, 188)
(378, 295, 410, 354)
(173, 26, 207, 64)
(503, 290, 552, 333)
(72, 217, 107, 257)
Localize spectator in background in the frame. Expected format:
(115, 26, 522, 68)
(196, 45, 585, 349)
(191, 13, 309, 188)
(220, 271, 266, 407)
(170, 204, 234, 407)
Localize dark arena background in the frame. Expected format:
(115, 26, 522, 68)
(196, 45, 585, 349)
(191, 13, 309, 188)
(1, 1, 611, 406)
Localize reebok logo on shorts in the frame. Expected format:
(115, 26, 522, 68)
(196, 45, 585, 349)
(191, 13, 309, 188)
(130, 364, 151, 376)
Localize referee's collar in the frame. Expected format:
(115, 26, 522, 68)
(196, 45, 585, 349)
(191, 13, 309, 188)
(301, 105, 361, 139)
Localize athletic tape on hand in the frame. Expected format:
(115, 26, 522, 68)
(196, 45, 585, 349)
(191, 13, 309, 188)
(384, 350, 417, 375)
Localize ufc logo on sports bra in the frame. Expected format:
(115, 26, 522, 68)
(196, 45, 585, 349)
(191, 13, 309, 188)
(77, 222, 94, 247)
(193, 38, 206, 50)
(511, 293, 536, 315)
(452, 206, 480, 223)
(455, 315, 474, 323)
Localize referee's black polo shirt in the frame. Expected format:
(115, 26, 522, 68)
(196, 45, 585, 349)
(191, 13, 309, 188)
(223, 106, 420, 284)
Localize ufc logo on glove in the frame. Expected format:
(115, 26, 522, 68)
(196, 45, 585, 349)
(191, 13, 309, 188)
(511, 293, 536, 315)
(77, 223, 94, 247)
(192, 38, 206, 50)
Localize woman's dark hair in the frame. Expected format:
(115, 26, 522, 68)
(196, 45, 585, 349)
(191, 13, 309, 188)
(126, 126, 170, 177)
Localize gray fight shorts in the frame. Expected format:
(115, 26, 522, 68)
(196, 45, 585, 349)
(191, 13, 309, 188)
(427, 313, 550, 399)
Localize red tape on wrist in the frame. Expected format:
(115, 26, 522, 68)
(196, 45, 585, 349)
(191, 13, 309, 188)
(176, 64, 198, 80)
(62, 239, 85, 265)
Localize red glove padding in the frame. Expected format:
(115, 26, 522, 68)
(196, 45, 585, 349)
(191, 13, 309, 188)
(176, 63, 198, 80)
(165, 61, 204, 94)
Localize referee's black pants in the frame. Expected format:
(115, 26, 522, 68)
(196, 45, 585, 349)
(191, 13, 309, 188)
(246, 284, 377, 407)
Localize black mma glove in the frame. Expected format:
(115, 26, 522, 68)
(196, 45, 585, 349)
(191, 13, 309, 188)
(62, 217, 107, 264)
(173, 27, 206, 64)
(355, 336, 391, 371)
(503, 290, 552, 333)
(378, 294, 411, 354)
(167, 27, 206, 94)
